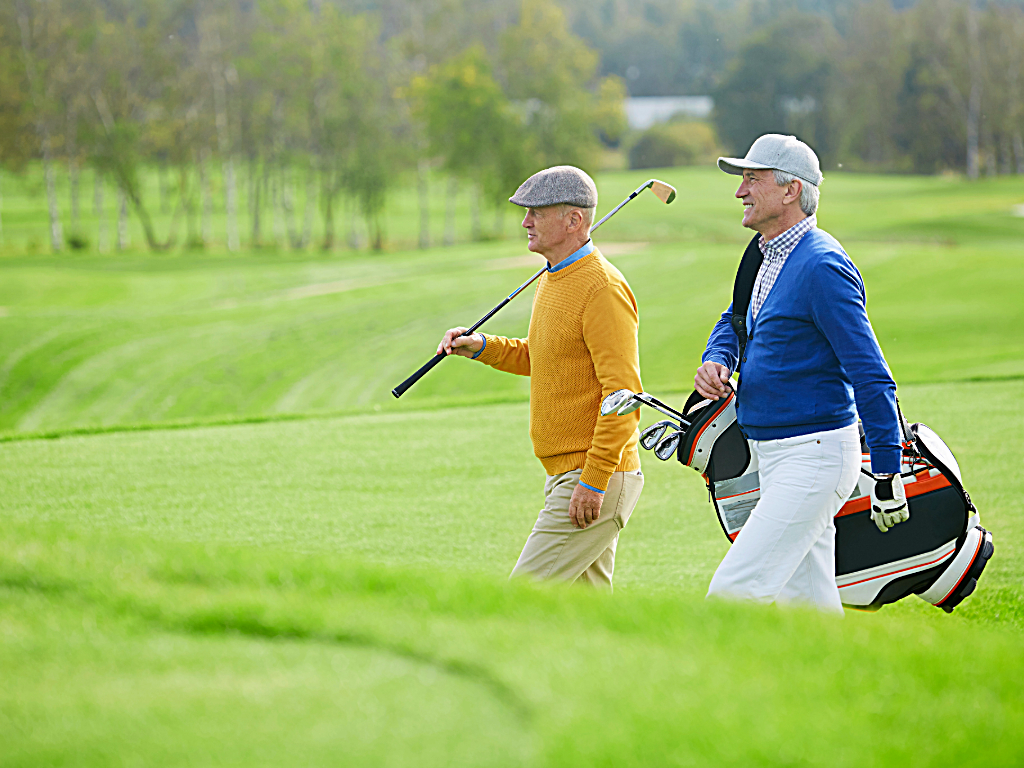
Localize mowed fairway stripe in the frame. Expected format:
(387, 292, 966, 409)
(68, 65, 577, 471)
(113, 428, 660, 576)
(2, 381, 1020, 602)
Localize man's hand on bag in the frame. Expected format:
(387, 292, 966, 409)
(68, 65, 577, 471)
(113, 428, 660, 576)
(695, 362, 732, 400)
(437, 327, 484, 358)
(569, 483, 604, 529)
(870, 473, 909, 532)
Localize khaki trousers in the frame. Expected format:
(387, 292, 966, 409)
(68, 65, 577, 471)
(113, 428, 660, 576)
(510, 468, 644, 589)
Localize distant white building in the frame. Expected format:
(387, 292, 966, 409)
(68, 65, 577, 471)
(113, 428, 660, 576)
(624, 96, 714, 130)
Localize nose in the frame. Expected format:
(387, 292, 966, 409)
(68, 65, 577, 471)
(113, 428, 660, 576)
(735, 180, 747, 199)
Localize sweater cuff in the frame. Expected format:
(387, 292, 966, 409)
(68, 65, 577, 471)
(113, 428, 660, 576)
(870, 448, 901, 475)
(579, 464, 613, 494)
(475, 334, 498, 365)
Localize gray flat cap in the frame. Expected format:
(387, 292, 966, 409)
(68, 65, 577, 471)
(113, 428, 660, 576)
(718, 134, 823, 186)
(509, 165, 598, 208)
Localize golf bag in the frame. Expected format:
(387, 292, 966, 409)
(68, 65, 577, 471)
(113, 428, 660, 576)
(676, 387, 993, 611)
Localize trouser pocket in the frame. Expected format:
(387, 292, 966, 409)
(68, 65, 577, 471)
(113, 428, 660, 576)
(835, 439, 861, 500)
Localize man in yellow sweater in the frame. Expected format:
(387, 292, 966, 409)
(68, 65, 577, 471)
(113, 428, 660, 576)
(438, 166, 644, 588)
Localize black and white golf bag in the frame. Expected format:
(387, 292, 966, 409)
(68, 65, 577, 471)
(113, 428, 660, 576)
(673, 387, 993, 612)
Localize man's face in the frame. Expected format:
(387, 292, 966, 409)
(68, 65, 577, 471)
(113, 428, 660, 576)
(522, 205, 571, 257)
(735, 169, 788, 233)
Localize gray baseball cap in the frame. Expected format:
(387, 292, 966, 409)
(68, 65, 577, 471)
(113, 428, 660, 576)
(718, 134, 823, 186)
(509, 165, 598, 208)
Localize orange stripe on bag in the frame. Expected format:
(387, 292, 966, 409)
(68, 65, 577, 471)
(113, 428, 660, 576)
(836, 472, 952, 518)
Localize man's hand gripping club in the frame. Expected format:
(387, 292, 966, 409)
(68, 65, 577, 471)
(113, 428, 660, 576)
(870, 473, 909, 532)
(438, 327, 485, 358)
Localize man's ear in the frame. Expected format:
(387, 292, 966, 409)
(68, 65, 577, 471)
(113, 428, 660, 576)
(783, 179, 803, 206)
(566, 208, 584, 232)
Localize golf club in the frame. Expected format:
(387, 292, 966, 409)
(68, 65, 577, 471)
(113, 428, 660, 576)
(640, 419, 682, 451)
(391, 179, 677, 398)
(654, 429, 683, 461)
(601, 388, 635, 416)
(617, 392, 689, 424)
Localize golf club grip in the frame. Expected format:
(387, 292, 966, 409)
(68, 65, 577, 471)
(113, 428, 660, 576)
(392, 352, 448, 398)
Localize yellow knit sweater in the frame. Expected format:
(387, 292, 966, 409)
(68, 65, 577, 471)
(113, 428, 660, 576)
(476, 247, 642, 491)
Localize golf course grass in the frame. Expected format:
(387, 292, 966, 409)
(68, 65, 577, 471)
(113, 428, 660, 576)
(2, 167, 1023, 764)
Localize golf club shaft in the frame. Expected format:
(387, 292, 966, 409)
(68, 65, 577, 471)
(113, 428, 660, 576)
(391, 184, 654, 399)
(638, 393, 689, 422)
(391, 269, 544, 398)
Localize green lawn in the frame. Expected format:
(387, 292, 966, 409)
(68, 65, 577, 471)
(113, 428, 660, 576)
(2, 168, 1024, 765)
(2, 168, 1023, 435)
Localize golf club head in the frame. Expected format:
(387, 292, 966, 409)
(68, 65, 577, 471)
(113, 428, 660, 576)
(640, 420, 679, 451)
(648, 179, 677, 205)
(616, 394, 644, 416)
(601, 389, 635, 416)
(654, 429, 683, 461)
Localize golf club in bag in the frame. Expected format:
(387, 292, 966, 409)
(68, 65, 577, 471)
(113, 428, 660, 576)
(391, 179, 677, 398)
(605, 385, 994, 612)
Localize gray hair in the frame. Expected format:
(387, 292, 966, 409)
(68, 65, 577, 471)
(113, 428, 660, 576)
(773, 170, 820, 216)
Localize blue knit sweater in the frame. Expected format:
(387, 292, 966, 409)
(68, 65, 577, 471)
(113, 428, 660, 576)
(703, 228, 901, 473)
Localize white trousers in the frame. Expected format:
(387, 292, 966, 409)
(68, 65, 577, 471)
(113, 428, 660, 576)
(707, 424, 861, 614)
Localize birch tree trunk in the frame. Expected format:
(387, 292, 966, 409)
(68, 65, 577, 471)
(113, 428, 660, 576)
(182, 166, 197, 247)
(347, 199, 362, 249)
(283, 166, 300, 248)
(210, 64, 238, 251)
(94, 172, 107, 253)
(417, 159, 430, 249)
(1009, 18, 1024, 175)
(117, 187, 129, 250)
(16, 2, 62, 252)
(200, 149, 213, 246)
(271, 167, 286, 246)
(443, 176, 457, 246)
(159, 164, 170, 214)
(67, 112, 80, 230)
(301, 158, 316, 249)
(321, 174, 335, 250)
(250, 155, 261, 245)
(966, 3, 982, 180)
(470, 182, 481, 241)
(43, 141, 63, 252)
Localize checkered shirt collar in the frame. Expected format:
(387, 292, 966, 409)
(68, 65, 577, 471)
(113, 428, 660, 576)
(758, 215, 817, 262)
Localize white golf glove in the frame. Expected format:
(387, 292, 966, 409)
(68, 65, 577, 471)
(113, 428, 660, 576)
(870, 473, 909, 533)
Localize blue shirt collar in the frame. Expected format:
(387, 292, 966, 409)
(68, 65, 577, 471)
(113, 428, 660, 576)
(547, 240, 594, 273)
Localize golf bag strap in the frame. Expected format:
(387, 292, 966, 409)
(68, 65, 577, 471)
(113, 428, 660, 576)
(895, 396, 914, 449)
(730, 234, 763, 374)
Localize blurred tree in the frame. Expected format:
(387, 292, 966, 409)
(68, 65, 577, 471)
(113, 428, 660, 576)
(593, 75, 629, 148)
(14, 0, 70, 252)
(628, 120, 718, 169)
(0, 5, 35, 246)
(499, 0, 603, 170)
(838, 0, 910, 170)
(409, 46, 521, 240)
(712, 12, 843, 163)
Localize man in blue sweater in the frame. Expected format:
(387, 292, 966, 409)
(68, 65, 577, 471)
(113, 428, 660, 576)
(695, 134, 909, 614)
